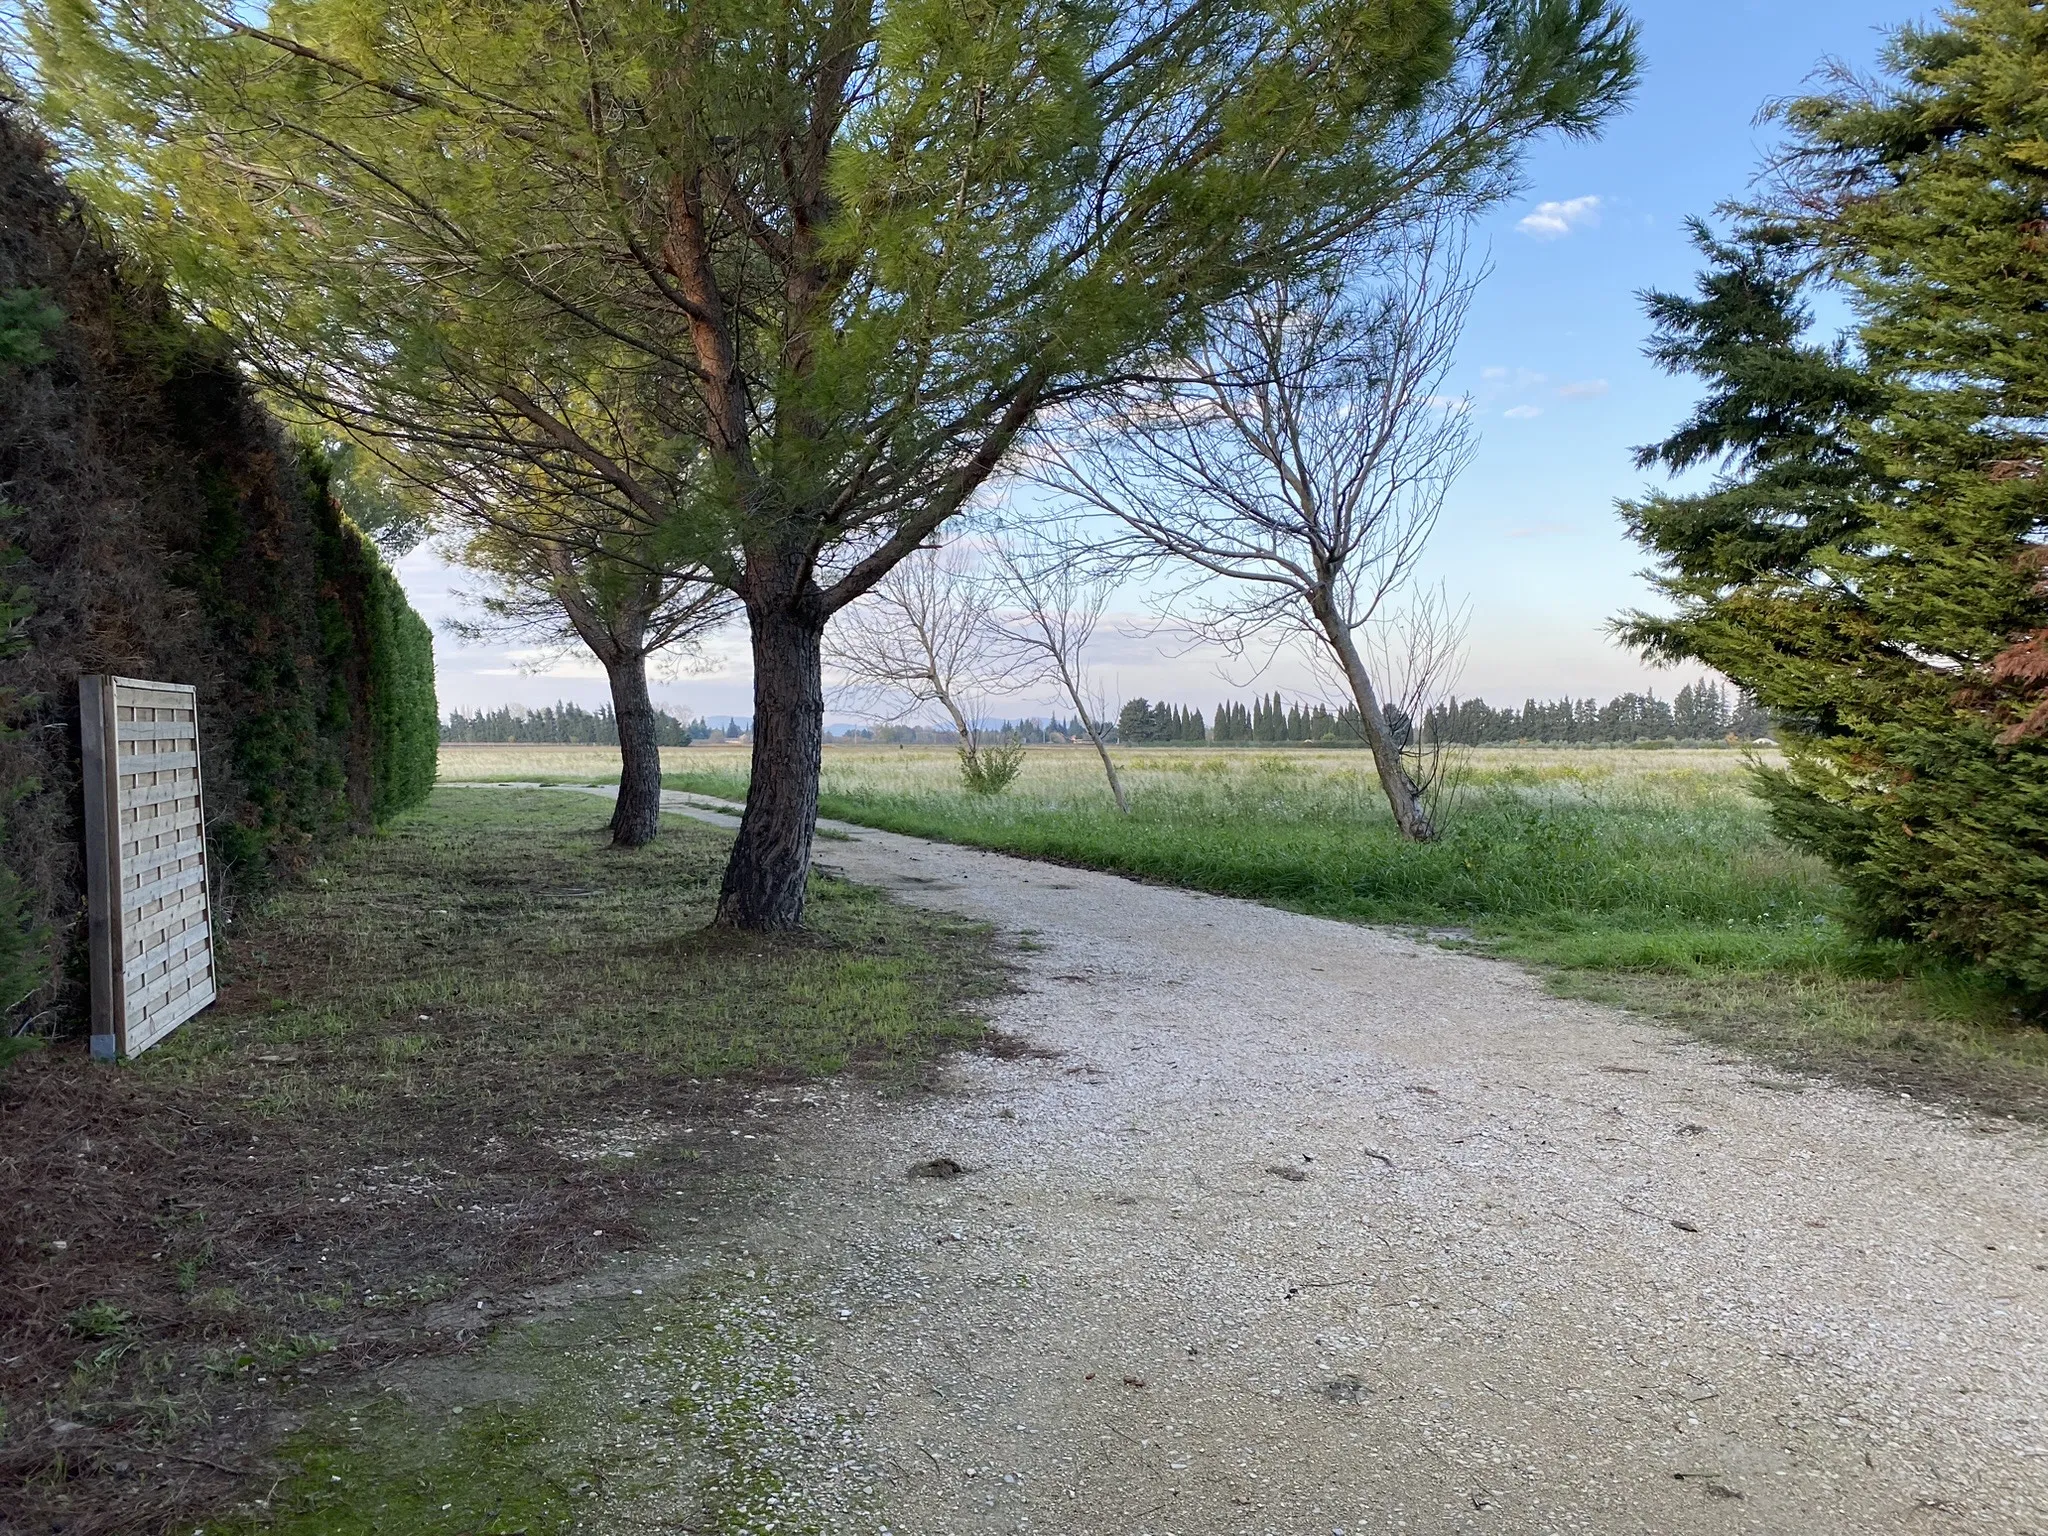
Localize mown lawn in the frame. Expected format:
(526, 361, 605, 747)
(0, 788, 1005, 1535)
(663, 744, 2048, 1117)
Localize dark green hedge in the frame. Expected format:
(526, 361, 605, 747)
(314, 490, 439, 823)
(0, 108, 437, 1031)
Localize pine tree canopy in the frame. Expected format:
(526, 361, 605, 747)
(24, 0, 1637, 925)
(26, 0, 1638, 603)
(1620, 0, 2048, 1003)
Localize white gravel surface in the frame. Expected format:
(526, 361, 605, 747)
(563, 787, 2048, 1534)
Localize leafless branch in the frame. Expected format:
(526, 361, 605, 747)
(983, 516, 1130, 813)
(823, 539, 1020, 761)
(1023, 217, 1479, 839)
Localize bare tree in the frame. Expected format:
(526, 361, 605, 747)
(452, 526, 733, 847)
(985, 521, 1130, 814)
(1031, 224, 1478, 841)
(1352, 583, 1471, 825)
(826, 542, 1023, 791)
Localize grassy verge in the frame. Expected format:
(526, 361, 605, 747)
(665, 746, 2048, 1118)
(0, 788, 1005, 1534)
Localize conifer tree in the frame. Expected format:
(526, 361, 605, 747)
(1621, 1, 2048, 999)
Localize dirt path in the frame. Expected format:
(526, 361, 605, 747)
(568, 787, 2048, 1534)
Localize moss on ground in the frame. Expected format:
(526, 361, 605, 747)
(211, 1263, 871, 1536)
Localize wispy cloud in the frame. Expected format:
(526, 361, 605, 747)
(1504, 404, 1544, 420)
(1517, 195, 1602, 241)
(1556, 378, 1611, 400)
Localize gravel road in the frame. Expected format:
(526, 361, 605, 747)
(582, 788, 2048, 1534)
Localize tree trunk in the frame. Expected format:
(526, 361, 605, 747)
(1057, 664, 1128, 814)
(715, 600, 825, 929)
(605, 649, 662, 849)
(1324, 621, 1437, 842)
(1081, 715, 1128, 814)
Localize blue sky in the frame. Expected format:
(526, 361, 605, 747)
(404, 0, 1925, 723)
(1421, 0, 1920, 704)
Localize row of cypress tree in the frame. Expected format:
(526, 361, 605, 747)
(1620, 0, 2048, 1005)
(442, 701, 708, 745)
(1117, 698, 1209, 743)
(1209, 695, 1369, 743)
(1117, 687, 1765, 746)
(1426, 683, 1773, 746)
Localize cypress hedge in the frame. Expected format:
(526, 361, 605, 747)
(0, 107, 437, 1033)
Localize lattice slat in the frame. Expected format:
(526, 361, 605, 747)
(82, 676, 217, 1059)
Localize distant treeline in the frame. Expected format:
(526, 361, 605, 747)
(451, 685, 1770, 749)
(1120, 699, 1215, 742)
(1118, 681, 1769, 746)
(834, 717, 1088, 745)
(1424, 682, 1770, 745)
(1124, 694, 1367, 743)
(442, 702, 725, 745)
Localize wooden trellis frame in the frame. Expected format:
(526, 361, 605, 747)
(80, 675, 216, 1060)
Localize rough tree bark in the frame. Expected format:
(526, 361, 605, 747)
(545, 561, 667, 850)
(716, 593, 826, 929)
(604, 649, 663, 849)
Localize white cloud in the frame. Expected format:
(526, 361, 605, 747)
(1480, 366, 1510, 382)
(1556, 378, 1611, 400)
(1516, 195, 1603, 241)
(1504, 404, 1544, 420)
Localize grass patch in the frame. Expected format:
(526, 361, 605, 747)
(210, 1266, 865, 1536)
(665, 745, 2047, 1115)
(1546, 965, 2048, 1120)
(0, 788, 1004, 1534)
(666, 747, 1828, 935)
(436, 742, 736, 783)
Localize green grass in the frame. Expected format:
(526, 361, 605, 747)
(665, 745, 2048, 1117)
(666, 749, 1832, 949)
(165, 786, 1002, 1095)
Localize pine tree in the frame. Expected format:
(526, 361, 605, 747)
(1623, 1, 2048, 1000)
(1118, 698, 1153, 745)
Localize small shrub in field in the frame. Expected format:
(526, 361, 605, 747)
(959, 740, 1026, 795)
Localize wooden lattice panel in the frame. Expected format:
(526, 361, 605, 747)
(80, 676, 216, 1060)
